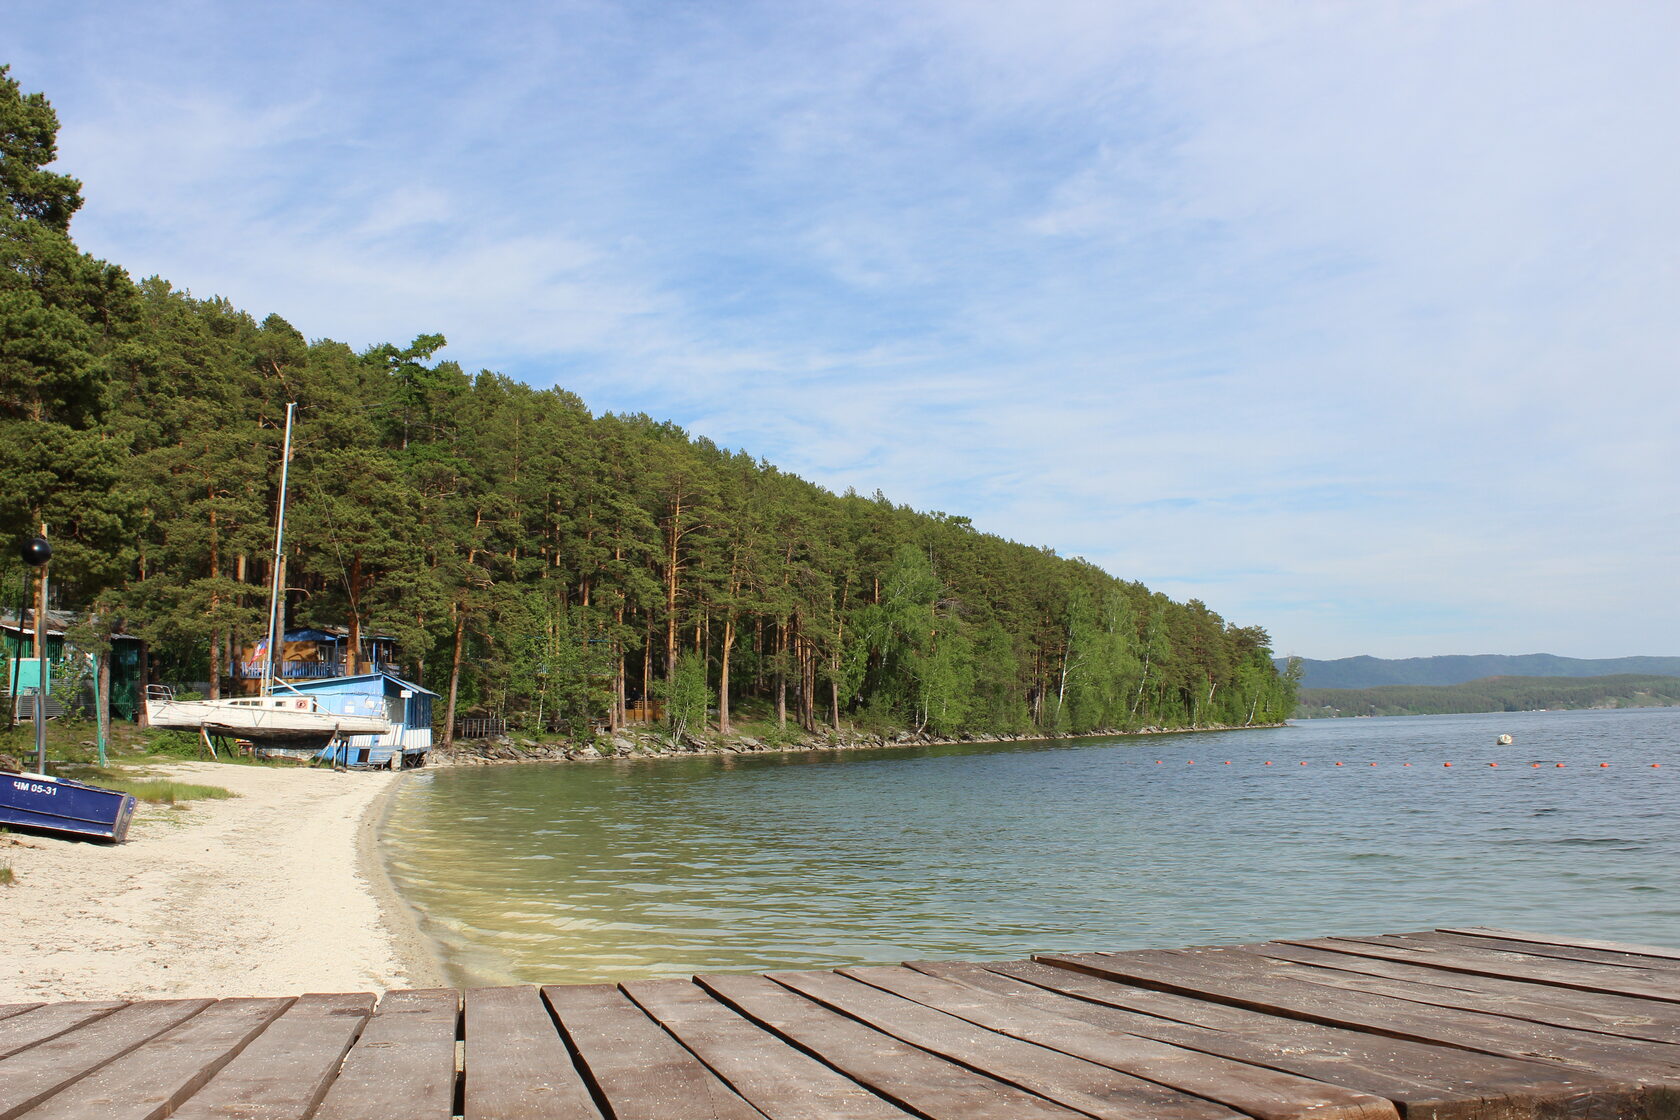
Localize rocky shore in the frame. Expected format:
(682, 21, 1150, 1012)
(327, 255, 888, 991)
(429, 721, 1285, 767)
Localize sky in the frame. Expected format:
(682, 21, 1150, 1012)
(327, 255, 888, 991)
(10, 0, 1679, 660)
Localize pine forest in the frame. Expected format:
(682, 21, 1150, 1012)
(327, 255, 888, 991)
(0, 68, 1297, 746)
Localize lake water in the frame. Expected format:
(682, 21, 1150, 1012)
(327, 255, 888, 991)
(381, 707, 1680, 987)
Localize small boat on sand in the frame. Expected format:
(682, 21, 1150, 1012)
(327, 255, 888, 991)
(0, 770, 137, 842)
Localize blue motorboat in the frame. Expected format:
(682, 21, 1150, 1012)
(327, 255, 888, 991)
(0, 772, 138, 842)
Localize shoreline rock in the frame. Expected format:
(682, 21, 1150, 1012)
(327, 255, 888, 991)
(427, 721, 1287, 767)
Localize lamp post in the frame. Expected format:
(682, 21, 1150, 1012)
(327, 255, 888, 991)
(20, 533, 51, 774)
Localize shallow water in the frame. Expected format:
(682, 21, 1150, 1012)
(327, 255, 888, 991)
(381, 707, 1680, 986)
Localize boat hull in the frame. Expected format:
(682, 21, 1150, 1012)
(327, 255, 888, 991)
(146, 697, 390, 742)
(0, 773, 138, 842)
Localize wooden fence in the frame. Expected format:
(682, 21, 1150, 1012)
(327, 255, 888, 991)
(624, 700, 664, 725)
(453, 717, 506, 740)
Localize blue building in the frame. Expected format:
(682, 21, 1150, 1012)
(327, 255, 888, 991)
(288, 672, 436, 768)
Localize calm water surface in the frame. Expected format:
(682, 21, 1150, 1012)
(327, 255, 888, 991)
(381, 707, 1680, 986)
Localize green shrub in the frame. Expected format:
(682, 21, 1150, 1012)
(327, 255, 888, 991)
(144, 730, 204, 758)
(657, 653, 712, 744)
(97, 778, 235, 804)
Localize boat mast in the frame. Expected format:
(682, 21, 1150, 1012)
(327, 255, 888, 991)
(261, 403, 297, 698)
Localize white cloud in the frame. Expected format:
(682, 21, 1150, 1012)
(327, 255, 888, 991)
(12, 0, 1680, 658)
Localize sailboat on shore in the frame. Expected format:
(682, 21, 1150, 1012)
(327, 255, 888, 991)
(144, 403, 391, 746)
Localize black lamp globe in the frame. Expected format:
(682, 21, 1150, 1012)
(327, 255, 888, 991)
(20, 536, 50, 567)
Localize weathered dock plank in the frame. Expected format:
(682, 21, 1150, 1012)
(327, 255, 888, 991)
(839, 963, 1397, 1120)
(699, 971, 1092, 1119)
(169, 992, 375, 1120)
(4, 929, 1680, 1119)
(0, 999, 213, 1120)
(313, 989, 461, 1120)
(624, 977, 916, 1119)
(0, 1001, 126, 1061)
(1045, 947, 1680, 1083)
(1388, 930, 1680, 972)
(771, 966, 1246, 1120)
(959, 959, 1634, 1118)
(1441, 926, 1680, 964)
(1287, 935, 1680, 1002)
(545, 983, 763, 1120)
(462, 986, 601, 1120)
(15, 997, 290, 1120)
(1246, 941, 1680, 1043)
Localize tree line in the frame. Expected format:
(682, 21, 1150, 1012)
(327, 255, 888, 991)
(0, 68, 1297, 743)
(1295, 675, 1680, 718)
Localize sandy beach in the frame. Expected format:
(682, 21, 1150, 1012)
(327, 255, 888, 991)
(0, 761, 445, 1003)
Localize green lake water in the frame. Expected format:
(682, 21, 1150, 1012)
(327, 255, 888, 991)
(380, 707, 1680, 986)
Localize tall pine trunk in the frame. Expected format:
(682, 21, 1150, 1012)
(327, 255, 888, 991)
(774, 621, 787, 728)
(97, 649, 111, 747)
(664, 494, 682, 683)
(208, 504, 221, 699)
(136, 639, 151, 728)
(346, 554, 363, 676)
(799, 631, 817, 732)
(611, 603, 626, 732)
(718, 615, 735, 735)
(443, 605, 466, 747)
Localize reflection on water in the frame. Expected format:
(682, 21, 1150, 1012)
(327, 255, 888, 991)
(381, 707, 1680, 986)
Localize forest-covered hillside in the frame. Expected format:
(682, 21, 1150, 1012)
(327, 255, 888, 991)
(1278, 653, 1680, 689)
(0, 68, 1296, 742)
(1296, 675, 1680, 718)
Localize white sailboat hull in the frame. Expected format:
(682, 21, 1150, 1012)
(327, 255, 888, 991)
(146, 696, 390, 742)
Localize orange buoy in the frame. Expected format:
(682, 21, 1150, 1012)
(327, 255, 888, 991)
(1490, 762, 1498, 767)
(1335, 761, 1343, 767)
(1444, 762, 1452, 767)
(1600, 762, 1609, 768)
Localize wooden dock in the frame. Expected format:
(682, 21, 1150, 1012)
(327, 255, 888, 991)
(5, 926, 1680, 1119)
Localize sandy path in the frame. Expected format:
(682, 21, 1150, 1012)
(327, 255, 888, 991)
(0, 761, 444, 1002)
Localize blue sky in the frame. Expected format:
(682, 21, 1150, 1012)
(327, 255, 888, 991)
(13, 0, 1679, 659)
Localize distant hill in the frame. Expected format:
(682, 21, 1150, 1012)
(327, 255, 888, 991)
(1275, 654, 1680, 690)
(1294, 674, 1680, 718)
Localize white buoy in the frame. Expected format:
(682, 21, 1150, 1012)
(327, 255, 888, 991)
(1497, 733, 1513, 745)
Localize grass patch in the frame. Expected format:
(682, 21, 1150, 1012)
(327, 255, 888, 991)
(0, 863, 12, 886)
(93, 778, 236, 804)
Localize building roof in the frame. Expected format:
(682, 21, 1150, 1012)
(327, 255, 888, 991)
(1, 610, 141, 641)
(279, 625, 396, 643)
(286, 671, 439, 697)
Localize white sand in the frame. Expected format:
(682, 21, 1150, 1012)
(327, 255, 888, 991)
(0, 761, 445, 1003)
